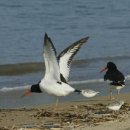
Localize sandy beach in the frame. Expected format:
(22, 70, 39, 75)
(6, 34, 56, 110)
(0, 93, 130, 130)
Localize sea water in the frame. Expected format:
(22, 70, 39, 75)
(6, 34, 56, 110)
(0, 0, 130, 108)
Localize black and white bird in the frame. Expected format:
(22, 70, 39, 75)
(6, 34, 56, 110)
(23, 33, 89, 106)
(100, 62, 125, 100)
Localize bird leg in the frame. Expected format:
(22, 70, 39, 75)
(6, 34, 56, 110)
(117, 89, 120, 95)
(55, 97, 59, 107)
(110, 89, 113, 100)
(115, 89, 120, 100)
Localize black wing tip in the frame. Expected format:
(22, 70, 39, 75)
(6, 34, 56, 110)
(43, 32, 57, 56)
(44, 33, 52, 46)
(44, 33, 89, 45)
(58, 36, 90, 60)
(45, 32, 48, 36)
(44, 32, 49, 41)
(79, 36, 90, 43)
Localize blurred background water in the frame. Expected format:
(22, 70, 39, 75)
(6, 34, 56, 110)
(0, 0, 130, 108)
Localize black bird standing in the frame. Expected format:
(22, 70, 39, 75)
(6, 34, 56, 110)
(100, 62, 125, 99)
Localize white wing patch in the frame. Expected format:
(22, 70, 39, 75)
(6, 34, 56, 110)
(58, 36, 89, 81)
(43, 33, 60, 81)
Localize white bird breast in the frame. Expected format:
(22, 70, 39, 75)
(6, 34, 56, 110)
(40, 80, 75, 97)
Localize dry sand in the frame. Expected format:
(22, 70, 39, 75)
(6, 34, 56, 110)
(0, 93, 130, 130)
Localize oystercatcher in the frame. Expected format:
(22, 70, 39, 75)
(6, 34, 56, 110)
(100, 62, 125, 100)
(23, 33, 89, 106)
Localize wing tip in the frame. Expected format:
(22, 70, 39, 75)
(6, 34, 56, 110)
(80, 36, 90, 43)
(44, 32, 49, 42)
(44, 33, 52, 46)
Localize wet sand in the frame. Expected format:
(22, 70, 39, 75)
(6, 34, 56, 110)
(0, 93, 130, 130)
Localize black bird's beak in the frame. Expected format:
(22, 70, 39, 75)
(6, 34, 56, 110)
(100, 67, 108, 73)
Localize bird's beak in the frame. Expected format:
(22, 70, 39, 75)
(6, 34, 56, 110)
(21, 89, 31, 98)
(100, 67, 108, 73)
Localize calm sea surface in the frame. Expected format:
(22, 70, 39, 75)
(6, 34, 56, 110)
(0, 0, 130, 108)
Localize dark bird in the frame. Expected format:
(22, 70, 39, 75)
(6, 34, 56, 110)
(100, 62, 125, 100)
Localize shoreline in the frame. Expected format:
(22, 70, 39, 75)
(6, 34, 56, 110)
(0, 93, 130, 130)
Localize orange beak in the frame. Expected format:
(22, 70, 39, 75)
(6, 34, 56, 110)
(21, 89, 31, 98)
(100, 67, 108, 73)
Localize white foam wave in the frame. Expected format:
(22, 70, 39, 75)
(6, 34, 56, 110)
(0, 75, 130, 93)
(0, 85, 31, 92)
(69, 78, 104, 85)
(125, 75, 130, 80)
(0, 79, 104, 93)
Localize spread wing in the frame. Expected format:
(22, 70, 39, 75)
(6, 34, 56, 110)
(58, 36, 89, 82)
(43, 33, 60, 81)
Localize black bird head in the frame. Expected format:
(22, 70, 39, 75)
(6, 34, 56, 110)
(30, 84, 42, 93)
(100, 61, 117, 73)
(107, 62, 117, 70)
(21, 83, 42, 97)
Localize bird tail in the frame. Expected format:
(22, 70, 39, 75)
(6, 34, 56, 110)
(74, 89, 81, 94)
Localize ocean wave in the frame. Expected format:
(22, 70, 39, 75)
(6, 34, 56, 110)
(69, 79, 104, 85)
(0, 79, 103, 93)
(125, 75, 130, 80)
(0, 55, 130, 76)
(70, 75, 130, 85)
(0, 75, 130, 93)
(0, 62, 44, 76)
(0, 79, 104, 93)
(0, 85, 30, 92)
